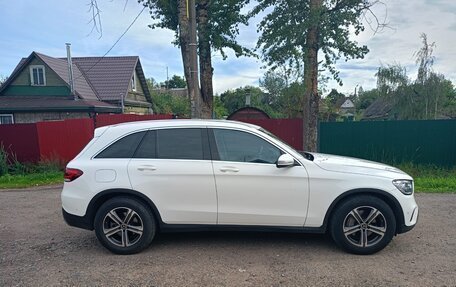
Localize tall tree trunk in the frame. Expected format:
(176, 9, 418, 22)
(302, 0, 321, 151)
(197, 0, 213, 119)
(178, 0, 192, 102)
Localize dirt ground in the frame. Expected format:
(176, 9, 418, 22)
(0, 186, 455, 287)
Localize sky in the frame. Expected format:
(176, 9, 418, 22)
(0, 0, 455, 96)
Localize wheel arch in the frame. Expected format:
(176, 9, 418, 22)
(322, 188, 405, 235)
(86, 188, 164, 230)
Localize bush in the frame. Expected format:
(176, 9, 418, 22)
(0, 146, 64, 177)
(0, 145, 8, 176)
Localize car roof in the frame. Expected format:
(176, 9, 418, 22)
(97, 119, 261, 134)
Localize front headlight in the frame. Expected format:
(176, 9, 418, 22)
(393, 179, 414, 195)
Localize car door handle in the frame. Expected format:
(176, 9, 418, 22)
(219, 166, 239, 173)
(137, 165, 157, 171)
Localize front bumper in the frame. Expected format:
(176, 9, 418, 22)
(397, 205, 418, 234)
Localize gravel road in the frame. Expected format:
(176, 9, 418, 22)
(1, 186, 455, 286)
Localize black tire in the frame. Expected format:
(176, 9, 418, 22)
(330, 195, 396, 255)
(94, 197, 156, 255)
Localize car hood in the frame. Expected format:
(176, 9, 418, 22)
(311, 153, 411, 178)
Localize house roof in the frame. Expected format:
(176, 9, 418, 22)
(362, 97, 392, 120)
(68, 56, 151, 102)
(0, 52, 151, 104)
(0, 52, 98, 100)
(335, 97, 355, 109)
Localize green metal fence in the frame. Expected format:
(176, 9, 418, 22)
(319, 120, 456, 167)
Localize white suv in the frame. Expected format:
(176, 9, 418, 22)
(62, 120, 418, 255)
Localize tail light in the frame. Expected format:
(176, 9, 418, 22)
(64, 168, 83, 182)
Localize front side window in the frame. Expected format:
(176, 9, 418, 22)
(0, 114, 14, 125)
(213, 129, 282, 164)
(29, 65, 46, 86)
(95, 131, 146, 158)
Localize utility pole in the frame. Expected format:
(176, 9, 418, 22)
(188, 0, 201, 118)
(166, 66, 169, 90)
(120, 93, 125, 114)
(65, 43, 76, 101)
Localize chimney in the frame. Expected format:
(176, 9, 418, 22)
(66, 43, 76, 100)
(245, 88, 251, 106)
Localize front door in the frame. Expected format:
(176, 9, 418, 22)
(210, 128, 309, 226)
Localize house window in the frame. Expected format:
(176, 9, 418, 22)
(29, 65, 46, 86)
(131, 73, 136, 91)
(0, 114, 14, 125)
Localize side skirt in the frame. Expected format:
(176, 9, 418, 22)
(159, 223, 326, 234)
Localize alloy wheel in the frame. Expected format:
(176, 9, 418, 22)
(343, 206, 387, 248)
(102, 207, 144, 247)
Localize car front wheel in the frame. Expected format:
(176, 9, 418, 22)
(94, 197, 156, 254)
(330, 195, 396, 255)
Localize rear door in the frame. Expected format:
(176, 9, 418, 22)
(128, 128, 217, 225)
(210, 128, 309, 226)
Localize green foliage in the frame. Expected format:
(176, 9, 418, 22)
(325, 89, 345, 105)
(254, 0, 374, 84)
(374, 64, 456, 119)
(0, 172, 63, 189)
(398, 163, 456, 193)
(355, 88, 379, 110)
(0, 145, 64, 188)
(142, 0, 254, 58)
(259, 70, 287, 108)
(213, 96, 228, 118)
(163, 75, 186, 89)
(151, 91, 191, 118)
(279, 82, 305, 118)
(220, 86, 284, 118)
(0, 145, 8, 176)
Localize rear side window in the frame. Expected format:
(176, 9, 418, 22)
(95, 131, 145, 159)
(157, 128, 204, 160)
(134, 130, 157, 158)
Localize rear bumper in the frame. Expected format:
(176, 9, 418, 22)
(62, 208, 93, 231)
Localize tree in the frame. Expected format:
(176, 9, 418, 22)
(355, 88, 379, 110)
(325, 89, 345, 105)
(414, 33, 436, 119)
(163, 75, 187, 89)
(253, 0, 385, 151)
(259, 70, 287, 108)
(147, 77, 190, 116)
(142, 0, 254, 118)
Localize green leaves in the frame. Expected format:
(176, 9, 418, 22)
(142, 0, 254, 57)
(255, 0, 372, 83)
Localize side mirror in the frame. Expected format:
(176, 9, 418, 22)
(276, 154, 295, 168)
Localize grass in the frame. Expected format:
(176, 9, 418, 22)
(398, 164, 456, 193)
(0, 171, 63, 189)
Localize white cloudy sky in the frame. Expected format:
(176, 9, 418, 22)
(0, 0, 455, 95)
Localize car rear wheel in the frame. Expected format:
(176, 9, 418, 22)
(330, 195, 396, 255)
(94, 197, 156, 254)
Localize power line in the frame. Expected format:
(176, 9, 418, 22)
(74, 6, 146, 81)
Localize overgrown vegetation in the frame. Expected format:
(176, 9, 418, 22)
(398, 164, 456, 193)
(0, 146, 63, 189)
